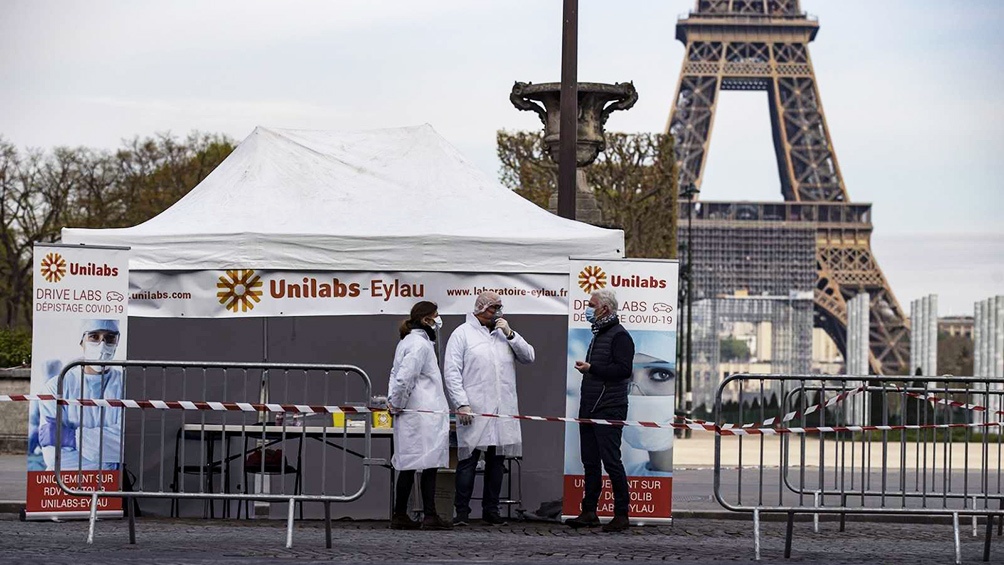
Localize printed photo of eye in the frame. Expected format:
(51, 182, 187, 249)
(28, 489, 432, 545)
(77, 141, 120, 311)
(630, 353, 676, 397)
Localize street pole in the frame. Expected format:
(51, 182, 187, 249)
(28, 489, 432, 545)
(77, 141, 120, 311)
(683, 184, 699, 437)
(557, 0, 578, 219)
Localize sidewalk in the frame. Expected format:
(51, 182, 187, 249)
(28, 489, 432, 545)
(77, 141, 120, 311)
(0, 513, 996, 564)
(0, 455, 23, 513)
(675, 432, 997, 470)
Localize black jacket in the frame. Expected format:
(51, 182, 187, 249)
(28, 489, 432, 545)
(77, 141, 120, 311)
(578, 317, 635, 417)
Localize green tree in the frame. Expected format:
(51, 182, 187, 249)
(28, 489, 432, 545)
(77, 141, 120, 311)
(0, 327, 31, 367)
(719, 337, 751, 362)
(497, 130, 678, 259)
(937, 332, 974, 377)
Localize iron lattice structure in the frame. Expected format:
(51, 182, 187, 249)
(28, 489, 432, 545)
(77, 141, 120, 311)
(668, 0, 910, 375)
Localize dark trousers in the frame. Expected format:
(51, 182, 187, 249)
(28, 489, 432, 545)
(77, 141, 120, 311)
(394, 468, 438, 516)
(454, 446, 505, 517)
(579, 410, 629, 516)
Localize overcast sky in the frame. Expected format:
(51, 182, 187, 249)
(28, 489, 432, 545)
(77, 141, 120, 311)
(2, 0, 1002, 314)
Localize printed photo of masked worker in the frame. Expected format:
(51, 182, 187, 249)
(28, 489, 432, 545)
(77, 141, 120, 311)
(564, 331, 676, 480)
(33, 319, 124, 471)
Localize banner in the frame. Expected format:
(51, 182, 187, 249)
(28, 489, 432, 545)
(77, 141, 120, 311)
(127, 270, 568, 317)
(562, 258, 679, 524)
(27, 243, 129, 519)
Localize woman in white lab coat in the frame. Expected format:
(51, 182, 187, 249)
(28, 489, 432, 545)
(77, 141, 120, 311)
(387, 300, 452, 530)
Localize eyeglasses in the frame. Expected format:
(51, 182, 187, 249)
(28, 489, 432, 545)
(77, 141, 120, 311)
(488, 304, 503, 312)
(84, 331, 119, 345)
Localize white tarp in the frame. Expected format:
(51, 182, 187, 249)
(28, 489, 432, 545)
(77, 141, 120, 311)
(62, 125, 624, 274)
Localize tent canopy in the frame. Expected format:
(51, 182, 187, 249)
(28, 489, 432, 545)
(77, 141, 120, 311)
(62, 125, 624, 273)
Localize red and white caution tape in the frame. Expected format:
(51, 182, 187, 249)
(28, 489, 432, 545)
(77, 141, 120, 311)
(2, 394, 1001, 435)
(394, 408, 1002, 436)
(0, 394, 370, 414)
(893, 385, 1004, 417)
(677, 383, 1004, 430)
(676, 385, 867, 430)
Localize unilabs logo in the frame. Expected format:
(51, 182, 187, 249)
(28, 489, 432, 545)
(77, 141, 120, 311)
(40, 253, 67, 283)
(578, 265, 607, 294)
(578, 265, 668, 294)
(611, 275, 667, 289)
(270, 277, 361, 299)
(217, 269, 263, 312)
(269, 276, 425, 303)
(69, 262, 119, 277)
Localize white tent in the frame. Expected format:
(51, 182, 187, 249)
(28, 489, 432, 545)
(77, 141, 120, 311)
(62, 125, 624, 273)
(58, 125, 614, 518)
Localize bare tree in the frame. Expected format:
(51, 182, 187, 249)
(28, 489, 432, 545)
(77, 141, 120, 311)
(0, 132, 235, 327)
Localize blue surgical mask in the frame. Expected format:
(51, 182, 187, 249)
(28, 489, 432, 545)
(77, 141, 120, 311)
(584, 306, 596, 323)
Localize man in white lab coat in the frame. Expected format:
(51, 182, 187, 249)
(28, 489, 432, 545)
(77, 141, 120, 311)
(443, 291, 535, 525)
(38, 319, 123, 471)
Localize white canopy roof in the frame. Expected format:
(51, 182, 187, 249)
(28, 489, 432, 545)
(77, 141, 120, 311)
(62, 125, 624, 273)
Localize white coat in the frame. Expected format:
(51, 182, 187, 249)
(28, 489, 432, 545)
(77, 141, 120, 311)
(387, 329, 449, 471)
(39, 365, 123, 471)
(443, 313, 535, 460)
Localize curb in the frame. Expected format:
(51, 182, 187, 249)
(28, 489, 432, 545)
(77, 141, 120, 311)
(0, 501, 24, 515)
(0, 504, 989, 527)
(670, 509, 996, 525)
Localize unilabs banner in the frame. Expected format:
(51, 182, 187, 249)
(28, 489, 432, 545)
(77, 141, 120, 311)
(27, 243, 129, 520)
(562, 258, 679, 524)
(127, 270, 569, 317)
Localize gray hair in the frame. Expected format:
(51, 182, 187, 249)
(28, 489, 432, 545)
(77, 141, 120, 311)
(592, 289, 618, 313)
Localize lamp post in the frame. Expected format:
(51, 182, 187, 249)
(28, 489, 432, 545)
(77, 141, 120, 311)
(680, 182, 699, 438)
(510, 81, 637, 223)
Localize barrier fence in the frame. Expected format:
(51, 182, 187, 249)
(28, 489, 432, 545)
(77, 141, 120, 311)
(714, 373, 1003, 563)
(50, 360, 379, 548)
(4, 367, 1002, 561)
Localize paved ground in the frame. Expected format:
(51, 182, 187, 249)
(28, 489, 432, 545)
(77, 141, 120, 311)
(2, 447, 1001, 564)
(0, 513, 997, 564)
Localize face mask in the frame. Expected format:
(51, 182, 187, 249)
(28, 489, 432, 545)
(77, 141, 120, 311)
(84, 341, 116, 362)
(623, 396, 674, 452)
(83, 341, 117, 373)
(584, 306, 597, 323)
(432, 316, 443, 331)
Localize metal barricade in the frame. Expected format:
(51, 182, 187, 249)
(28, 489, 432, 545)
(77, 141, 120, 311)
(53, 360, 381, 548)
(714, 373, 1004, 562)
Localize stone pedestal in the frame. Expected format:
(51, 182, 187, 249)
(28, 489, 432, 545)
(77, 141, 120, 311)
(548, 169, 603, 225)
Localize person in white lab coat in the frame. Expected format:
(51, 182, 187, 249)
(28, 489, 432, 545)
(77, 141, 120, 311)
(387, 301, 452, 530)
(38, 319, 123, 471)
(443, 291, 535, 526)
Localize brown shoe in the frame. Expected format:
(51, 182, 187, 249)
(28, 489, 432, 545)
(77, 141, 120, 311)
(602, 514, 630, 532)
(565, 511, 601, 528)
(391, 512, 420, 530)
(421, 514, 454, 530)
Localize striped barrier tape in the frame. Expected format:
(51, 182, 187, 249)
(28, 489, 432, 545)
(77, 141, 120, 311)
(397, 407, 1002, 436)
(1, 394, 1000, 436)
(0, 394, 371, 415)
(677, 384, 1004, 430)
(893, 385, 1004, 417)
(677, 385, 867, 430)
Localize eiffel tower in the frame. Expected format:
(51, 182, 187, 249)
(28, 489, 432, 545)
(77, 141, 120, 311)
(667, 0, 909, 375)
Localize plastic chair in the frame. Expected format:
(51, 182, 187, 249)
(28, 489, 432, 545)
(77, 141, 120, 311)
(238, 438, 304, 520)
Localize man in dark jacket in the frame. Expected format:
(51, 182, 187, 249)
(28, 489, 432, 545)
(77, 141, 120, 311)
(566, 288, 635, 532)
